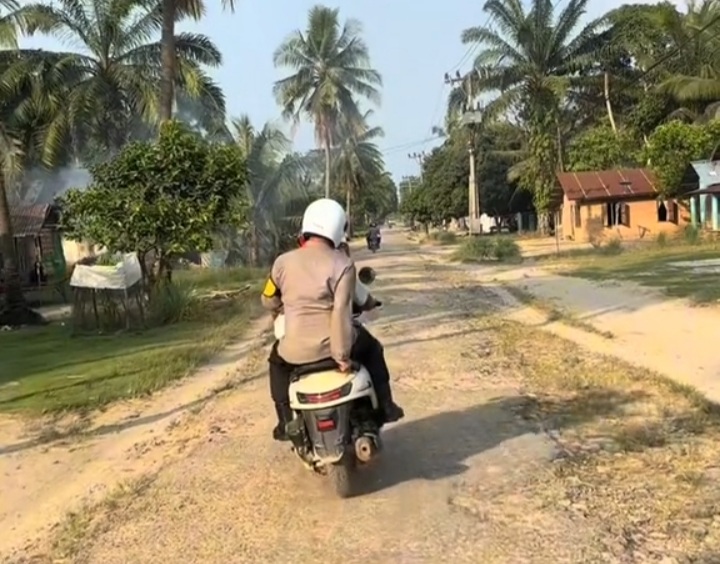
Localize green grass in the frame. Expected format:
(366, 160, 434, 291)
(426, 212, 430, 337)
(561, 243, 720, 304)
(0, 268, 263, 414)
(175, 266, 264, 294)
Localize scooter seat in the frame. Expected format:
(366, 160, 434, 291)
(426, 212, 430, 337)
(291, 370, 355, 396)
(290, 359, 360, 380)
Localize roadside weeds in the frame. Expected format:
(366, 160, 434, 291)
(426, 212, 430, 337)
(492, 319, 720, 561)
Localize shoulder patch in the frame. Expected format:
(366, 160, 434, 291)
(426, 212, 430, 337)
(262, 278, 278, 298)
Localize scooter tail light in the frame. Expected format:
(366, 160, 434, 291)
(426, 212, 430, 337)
(298, 382, 352, 404)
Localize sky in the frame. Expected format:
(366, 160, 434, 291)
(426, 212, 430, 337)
(19, 0, 682, 184)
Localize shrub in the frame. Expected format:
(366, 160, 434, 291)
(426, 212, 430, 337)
(656, 232, 668, 247)
(427, 231, 458, 245)
(492, 237, 521, 261)
(601, 238, 623, 255)
(452, 236, 521, 263)
(149, 282, 197, 325)
(682, 225, 702, 245)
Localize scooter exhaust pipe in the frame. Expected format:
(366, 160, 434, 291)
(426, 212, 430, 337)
(354, 436, 375, 462)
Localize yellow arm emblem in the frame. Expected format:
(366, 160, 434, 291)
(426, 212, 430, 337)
(262, 278, 278, 298)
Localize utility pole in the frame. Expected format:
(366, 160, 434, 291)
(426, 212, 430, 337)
(407, 151, 426, 182)
(444, 71, 483, 234)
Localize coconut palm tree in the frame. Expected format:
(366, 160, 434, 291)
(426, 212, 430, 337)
(226, 116, 313, 265)
(332, 111, 384, 232)
(273, 4, 382, 198)
(459, 0, 607, 233)
(654, 0, 720, 106)
(0, 0, 49, 325)
(17, 0, 226, 164)
(159, 0, 236, 122)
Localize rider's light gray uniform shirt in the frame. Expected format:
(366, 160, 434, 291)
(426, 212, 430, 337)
(262, 245, 356, 365)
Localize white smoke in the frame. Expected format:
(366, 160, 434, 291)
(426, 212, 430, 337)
(21, 166, 92, 205)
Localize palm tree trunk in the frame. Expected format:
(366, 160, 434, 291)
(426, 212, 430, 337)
(604, 71, 618, 136)
(323, 129, 331, 199)
(159, 0, 176, 122)
(345, 183, 352, 237)
(556, 121, 565, 173)
(0, 174, 43, 326)
(249, 222, 259, 266)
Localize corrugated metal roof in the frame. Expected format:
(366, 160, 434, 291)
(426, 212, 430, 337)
(688, 160, 720, 190)
(686, 183, 720, 196)
(9, 203, 51, 237)
(556, 168, 659, 201)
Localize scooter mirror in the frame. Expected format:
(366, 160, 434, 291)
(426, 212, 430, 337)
(358, 266, 376, 285)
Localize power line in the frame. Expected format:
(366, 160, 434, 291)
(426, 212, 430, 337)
(422, 82, 448, 147)
(449, 43, 479, 74)
(380, 135, 444, 155)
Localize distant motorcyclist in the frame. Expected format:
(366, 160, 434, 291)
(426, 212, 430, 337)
(366, 222, 381, 249)
(262, 199, 403, 441)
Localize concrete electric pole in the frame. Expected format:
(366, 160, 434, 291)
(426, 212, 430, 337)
(444, 70, 483, 234)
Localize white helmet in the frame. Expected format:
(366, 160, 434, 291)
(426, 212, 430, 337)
(301, 198, 347, 248)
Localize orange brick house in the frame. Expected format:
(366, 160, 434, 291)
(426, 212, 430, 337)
(556, 168, 689, 243)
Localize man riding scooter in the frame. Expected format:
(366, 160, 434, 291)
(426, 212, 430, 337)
(366, 222, 381, 251)
(263, 199, 404, 442)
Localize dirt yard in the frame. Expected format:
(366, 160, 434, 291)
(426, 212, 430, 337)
(3, 231, 720, 563)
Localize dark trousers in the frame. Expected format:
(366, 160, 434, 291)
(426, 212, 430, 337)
(268, 324, 392, 406)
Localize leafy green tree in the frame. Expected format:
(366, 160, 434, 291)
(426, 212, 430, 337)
(462, 0, 607, 233)
(417, 124, 530, 226)
(399, 175, 432, 230)
(359, 173, 398, 223)
(273, 4, 382, 198)
(60, 121, 249, 287)
(566, 125, 641, 171)
(421, 141, 468, 222)
(643, 119, 720, 195)
(19, 0, 226, 164)
(477, 125, 533, 222)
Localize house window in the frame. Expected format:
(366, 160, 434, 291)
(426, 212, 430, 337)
(573, 204, 582, 228)
(659, 200, 678, 224)
(605, 201, 630, 227)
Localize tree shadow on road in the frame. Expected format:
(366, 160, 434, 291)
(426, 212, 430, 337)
(349, 388, 647, 496)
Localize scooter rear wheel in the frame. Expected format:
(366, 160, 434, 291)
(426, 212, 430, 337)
(330, 448, 357, 498)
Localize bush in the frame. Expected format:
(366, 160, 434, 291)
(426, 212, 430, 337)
(656, 232, 668, 247)
(492, 237, 521, 261)
(682, 225, 702, 245)
(149, 282, 197, 325)
(426, 231, 458, 245)
(452, 236, 521, 263)
(601, 238, 623, 255)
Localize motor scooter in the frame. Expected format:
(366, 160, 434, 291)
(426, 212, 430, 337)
(285, 266, 383, 497)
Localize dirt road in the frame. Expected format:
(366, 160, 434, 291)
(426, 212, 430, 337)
(5, 231, 716, 563)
